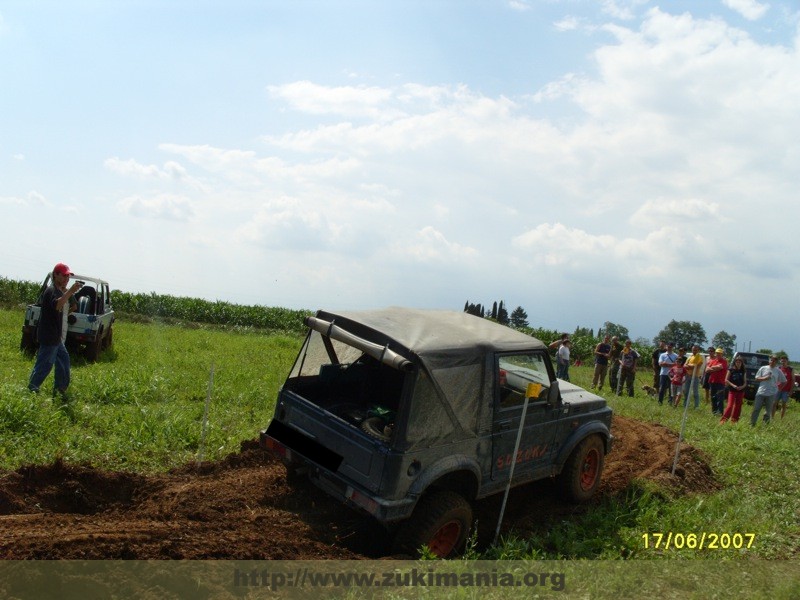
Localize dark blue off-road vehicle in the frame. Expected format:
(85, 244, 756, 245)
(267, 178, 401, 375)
(261, 308, 613, 557)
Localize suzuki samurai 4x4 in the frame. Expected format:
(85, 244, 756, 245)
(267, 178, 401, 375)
(21, 272, 115, 361)
(260, 308, 613, 557)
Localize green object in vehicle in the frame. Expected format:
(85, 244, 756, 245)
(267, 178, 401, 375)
(367, 405, 395, 421)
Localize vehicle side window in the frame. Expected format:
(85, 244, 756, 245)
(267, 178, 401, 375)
(497, 353, 552, 409)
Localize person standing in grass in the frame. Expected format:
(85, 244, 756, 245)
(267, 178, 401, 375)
(750, 355, 786, 426)
(556, 340, 571, 381)
(616, 340, 639, 397)
(548, 333, 569, 350)
(652, 340, 665, 389)
(658, 342, 678, 406)
(683, 345, 705, 408)
(591, 335, 612, 391)
(28, 263, 84, 399)
(669, 356, 687, 407)
(702, 346, 715, 404)
(720, 355, 747, 423)
(772, 356, 793, 420)
(705, 348, 728, 416)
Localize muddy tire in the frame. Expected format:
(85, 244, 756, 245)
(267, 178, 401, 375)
(392, 491, 472, 558)
(85, 329, 103, 362)
(102, 325, 113, 350)
(361, 417, 391, 442)
(20, 326, 37, 356)
(557, 435, 604, 503)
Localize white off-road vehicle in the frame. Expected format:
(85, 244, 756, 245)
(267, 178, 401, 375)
(21, 273, 115, 361)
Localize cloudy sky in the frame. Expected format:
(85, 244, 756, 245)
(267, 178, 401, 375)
(2, 0, 798, 355)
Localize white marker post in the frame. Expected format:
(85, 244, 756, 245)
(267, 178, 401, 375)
(494, 382, 542, 545)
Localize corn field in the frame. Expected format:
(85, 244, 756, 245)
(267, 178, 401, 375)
(0, 276, 310, 335)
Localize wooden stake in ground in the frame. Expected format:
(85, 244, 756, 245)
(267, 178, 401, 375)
(197, 362, 215, 464)
(672, 374, 695, 474)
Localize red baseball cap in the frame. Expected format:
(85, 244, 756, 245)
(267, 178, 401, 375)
(53, 263, 74, 276)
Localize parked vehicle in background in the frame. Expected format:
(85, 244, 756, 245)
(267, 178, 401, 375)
(731, 351, 770, 401)
(793, 372, 800, 401)
(21, 273, 115, 361)
(260, 307, 613, 557)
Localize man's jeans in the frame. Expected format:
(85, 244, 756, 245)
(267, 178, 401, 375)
(750, 393, 775, 426)
(710, 383, 726, 414)
(682, 377, 701, 408)
(592, 363, 608, 389)
(28, 343, 71, 393)
(658, 374, 672, 404)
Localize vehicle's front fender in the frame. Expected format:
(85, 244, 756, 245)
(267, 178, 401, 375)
(552, 422, 613, 475)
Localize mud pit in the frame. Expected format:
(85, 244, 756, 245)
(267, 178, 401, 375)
(0, 416, 719, 559)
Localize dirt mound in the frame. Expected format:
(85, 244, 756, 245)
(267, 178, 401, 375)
(0, 416, 718, 559)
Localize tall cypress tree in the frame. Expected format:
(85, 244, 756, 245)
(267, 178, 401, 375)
(497, 300, 509, 325)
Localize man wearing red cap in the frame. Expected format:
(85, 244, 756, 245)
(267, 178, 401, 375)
(27, 263, 84, 398)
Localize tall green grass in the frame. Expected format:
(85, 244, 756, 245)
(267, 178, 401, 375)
(0, 308, 300, 471)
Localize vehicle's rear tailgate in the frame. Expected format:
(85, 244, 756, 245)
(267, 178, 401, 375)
(263, 390, 386, 493)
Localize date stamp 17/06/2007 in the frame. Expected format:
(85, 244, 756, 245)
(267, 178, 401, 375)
(642, 532, 756, 551)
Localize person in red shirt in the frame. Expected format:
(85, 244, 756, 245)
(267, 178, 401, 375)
(668, 357, 687, 407)
(773, 356, 794, 419)
(705, 348, 728, 416)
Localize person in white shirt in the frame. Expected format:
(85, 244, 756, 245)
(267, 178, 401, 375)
(556, 340, 571, 381)
(750, 355, 786, 426)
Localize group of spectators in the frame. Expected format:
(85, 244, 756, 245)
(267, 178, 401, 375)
(588, 335, 639, 398)
(645, 342, 793, 425)
(552, 333, 794, 427)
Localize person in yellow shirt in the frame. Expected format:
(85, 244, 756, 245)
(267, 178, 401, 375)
(682, 345, 705, 408)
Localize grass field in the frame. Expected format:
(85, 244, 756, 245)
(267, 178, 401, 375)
(556, 367, 799, 561)
(1, 307, 798, 560)
(0, 308, 301, 471)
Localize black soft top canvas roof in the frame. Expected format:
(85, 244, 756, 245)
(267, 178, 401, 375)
(315, 307, 544, 364)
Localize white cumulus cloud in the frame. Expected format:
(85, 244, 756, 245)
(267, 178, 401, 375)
(118, 194, 195, 221)
(723, 0, 770, 21)
(398, 226, 478, 264)
(630, 199, 722, 227)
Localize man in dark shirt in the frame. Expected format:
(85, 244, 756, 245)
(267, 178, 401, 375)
(652, 340, 665, 388)
(28, 263, 83, 397)
(591, 335, 612, 390)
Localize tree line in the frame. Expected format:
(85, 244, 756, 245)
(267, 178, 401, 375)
(463, 300, 781, 362)
(0, 277, 781, 357)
